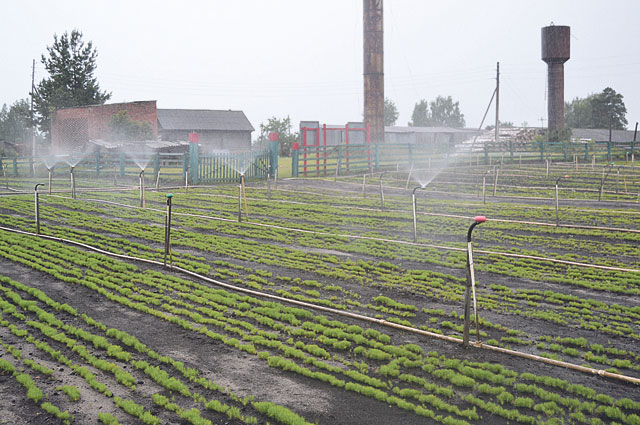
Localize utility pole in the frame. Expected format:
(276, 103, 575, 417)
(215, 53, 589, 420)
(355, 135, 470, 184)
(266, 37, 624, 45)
(494, 62, 500, 145)
(31, 59, 36, 175)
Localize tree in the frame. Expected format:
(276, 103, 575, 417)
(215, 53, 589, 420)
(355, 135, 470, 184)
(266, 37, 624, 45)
(32, 30, 111, 137)
(108, 111, 154, 141)
(565, 87, 627, 130)
(591, 87, 627, 130)
(384, 98, 399, 126)
(409, 99, 429, 127)
(0, 99, 32, 144)
(428, 96, 465, 127)
(257, 116, 298, 157)
(409, 96, 465, 127)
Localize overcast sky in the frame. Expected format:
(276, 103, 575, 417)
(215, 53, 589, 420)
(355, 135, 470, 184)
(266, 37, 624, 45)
(3, 1, 639, 135)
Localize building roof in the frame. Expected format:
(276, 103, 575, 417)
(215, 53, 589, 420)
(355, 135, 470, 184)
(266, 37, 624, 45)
(571, 128, 637, 143)
(157, 109, 254, 132)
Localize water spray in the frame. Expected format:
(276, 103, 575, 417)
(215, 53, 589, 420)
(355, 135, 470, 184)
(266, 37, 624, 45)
(139, 170, 146, 208)
(411, 185, 425, 243)
(379, 171, 386, 210)
(463, 215, 486, 347)
(405, 164, 414, 190)
(164, 193, 173, 267)
(274, 168, 278, 189)
(555, 175, 570, 226)
(70, 166, 76, 199)
(155, 171, 161, 190)
(34, 183, 44, 234)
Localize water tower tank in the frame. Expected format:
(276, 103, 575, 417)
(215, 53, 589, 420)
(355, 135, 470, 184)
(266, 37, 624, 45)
(541, 25, 570, 135)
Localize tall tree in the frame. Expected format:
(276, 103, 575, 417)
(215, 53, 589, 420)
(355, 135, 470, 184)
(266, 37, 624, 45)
(384, 98, 399, 126)
(258, 116, 298, 157)
(32, 30, 111, 137)
(409, 96, 465, 127)
(565, 87, 627, 130)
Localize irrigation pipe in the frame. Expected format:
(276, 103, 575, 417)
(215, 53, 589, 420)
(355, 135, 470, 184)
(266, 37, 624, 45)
(287, 177, 640, 207)
(39, 194, 640, 274)
(0, 224, 638, 386)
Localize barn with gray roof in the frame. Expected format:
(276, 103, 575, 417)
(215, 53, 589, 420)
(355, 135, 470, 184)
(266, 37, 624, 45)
(157, 109, 254, 151)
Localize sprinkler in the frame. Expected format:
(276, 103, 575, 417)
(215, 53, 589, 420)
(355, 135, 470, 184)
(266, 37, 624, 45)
(555, 175, 569, 226)
(482, 170, 491, 204)
(411, 185, 425, 243)
(164, 193, 173, 267)
(379, 171, 386, 210)
(139, 170, 146, 208)
(598, 162, 615, 201)
(267, 172, 272, 200)
(240, 173, 249, 220)
(34, 183, 45, 235)
(70, 166, 76, 199)
(463, 215, 486, 347)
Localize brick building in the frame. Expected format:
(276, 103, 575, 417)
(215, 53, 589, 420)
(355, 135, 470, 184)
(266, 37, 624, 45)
(51, 101, 158, 151)
(51, 101, 254, 152)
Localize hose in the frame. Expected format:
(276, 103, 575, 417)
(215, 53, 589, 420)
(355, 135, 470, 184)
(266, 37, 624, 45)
(0, 224, 638, 385)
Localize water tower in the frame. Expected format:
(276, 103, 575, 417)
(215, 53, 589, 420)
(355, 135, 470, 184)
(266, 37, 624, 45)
(541, 25, 570, 135)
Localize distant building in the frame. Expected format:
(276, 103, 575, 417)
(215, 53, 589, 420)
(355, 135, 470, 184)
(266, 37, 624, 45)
(51, 101, 158, 151)
(157, 109, 254, 151)
(51, 101, 254, 152)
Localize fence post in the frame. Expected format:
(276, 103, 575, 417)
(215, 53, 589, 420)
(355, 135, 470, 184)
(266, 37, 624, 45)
(291, 142, 299, 177)
(269, 132, 279, 177)
(13, 158, 18, 176)
(119, 152, 125, 177)
(584, 143, 589, 162)
(189, 142, 199, 185)
(539, 141, 544, 161)
(183, 153, 189, 184)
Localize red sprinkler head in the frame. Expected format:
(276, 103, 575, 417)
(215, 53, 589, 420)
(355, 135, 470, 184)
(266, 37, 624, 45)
(474, 216, 487, 223)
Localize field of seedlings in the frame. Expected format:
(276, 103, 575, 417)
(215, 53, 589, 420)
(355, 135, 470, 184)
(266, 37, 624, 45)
(0, 159, 639, 425)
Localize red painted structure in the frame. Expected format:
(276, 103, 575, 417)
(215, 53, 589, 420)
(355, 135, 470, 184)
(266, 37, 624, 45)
(299, 122, 371, 176)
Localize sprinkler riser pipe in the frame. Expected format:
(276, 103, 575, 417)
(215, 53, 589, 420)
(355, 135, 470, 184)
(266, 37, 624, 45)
(164, 195, 173, 267)
(267, 173, 272, 200)
(482, 176, 486, 204)
(362, 174, 366, 198)
(238, 185, 242, 222)
(379, 172, 385, 211)
(412, 193, 418, 243)
(139, 171, 146, 208)
(70, 167, 76, 199)
(555, 184, 559, 225)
